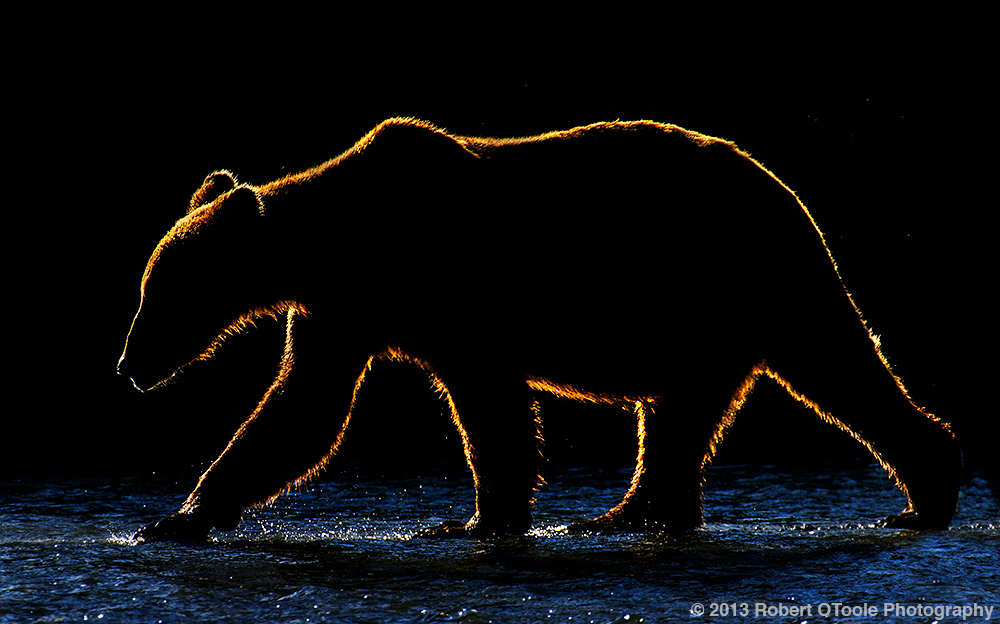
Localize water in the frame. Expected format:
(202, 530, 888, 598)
(2, 462, 996, 623)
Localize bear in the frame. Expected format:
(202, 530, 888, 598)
(117, 118, 961, 541)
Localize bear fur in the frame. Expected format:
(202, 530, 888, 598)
(117, 118, 961, 541)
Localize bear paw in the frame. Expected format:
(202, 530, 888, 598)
(880, 509, 949, 530)
(133, 506, 242, 543)
(568, 509, 700, 534)
(419, 510, 531, 538)
(418, 519, 471, 539)
(567, 513, 660, 534)
(134, 512, 214, 543)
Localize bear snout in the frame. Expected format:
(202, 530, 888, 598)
(117, 353, 148, 392)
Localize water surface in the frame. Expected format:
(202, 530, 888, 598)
(2, 462, 996, 623)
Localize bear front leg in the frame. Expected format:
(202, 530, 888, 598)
(419, 362, 541, 538)
(136, 310, 369, 542)
(569, 400, 707, 534)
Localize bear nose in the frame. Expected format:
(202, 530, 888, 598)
(117, 353, 144, 391)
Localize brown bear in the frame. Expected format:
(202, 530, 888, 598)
(118, 118, 961, 541)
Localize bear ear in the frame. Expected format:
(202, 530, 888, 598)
(189, 170, 237, 213)
(219, 186, 265, 219)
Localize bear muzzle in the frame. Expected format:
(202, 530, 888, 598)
(117, 351, 167, 393)
(116, 352, 143, 392)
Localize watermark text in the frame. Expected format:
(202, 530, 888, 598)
(688, 601, 994, 620)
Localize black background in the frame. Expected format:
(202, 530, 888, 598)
(6, 9, 992, 505)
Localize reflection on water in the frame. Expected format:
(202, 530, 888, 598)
(2, 462, 997, 623)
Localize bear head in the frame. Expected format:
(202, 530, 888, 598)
(117, 171, 290, 392)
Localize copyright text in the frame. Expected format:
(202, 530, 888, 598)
(688, 602, 995, 620)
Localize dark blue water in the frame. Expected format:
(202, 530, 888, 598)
(2, 462, 997, 623)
